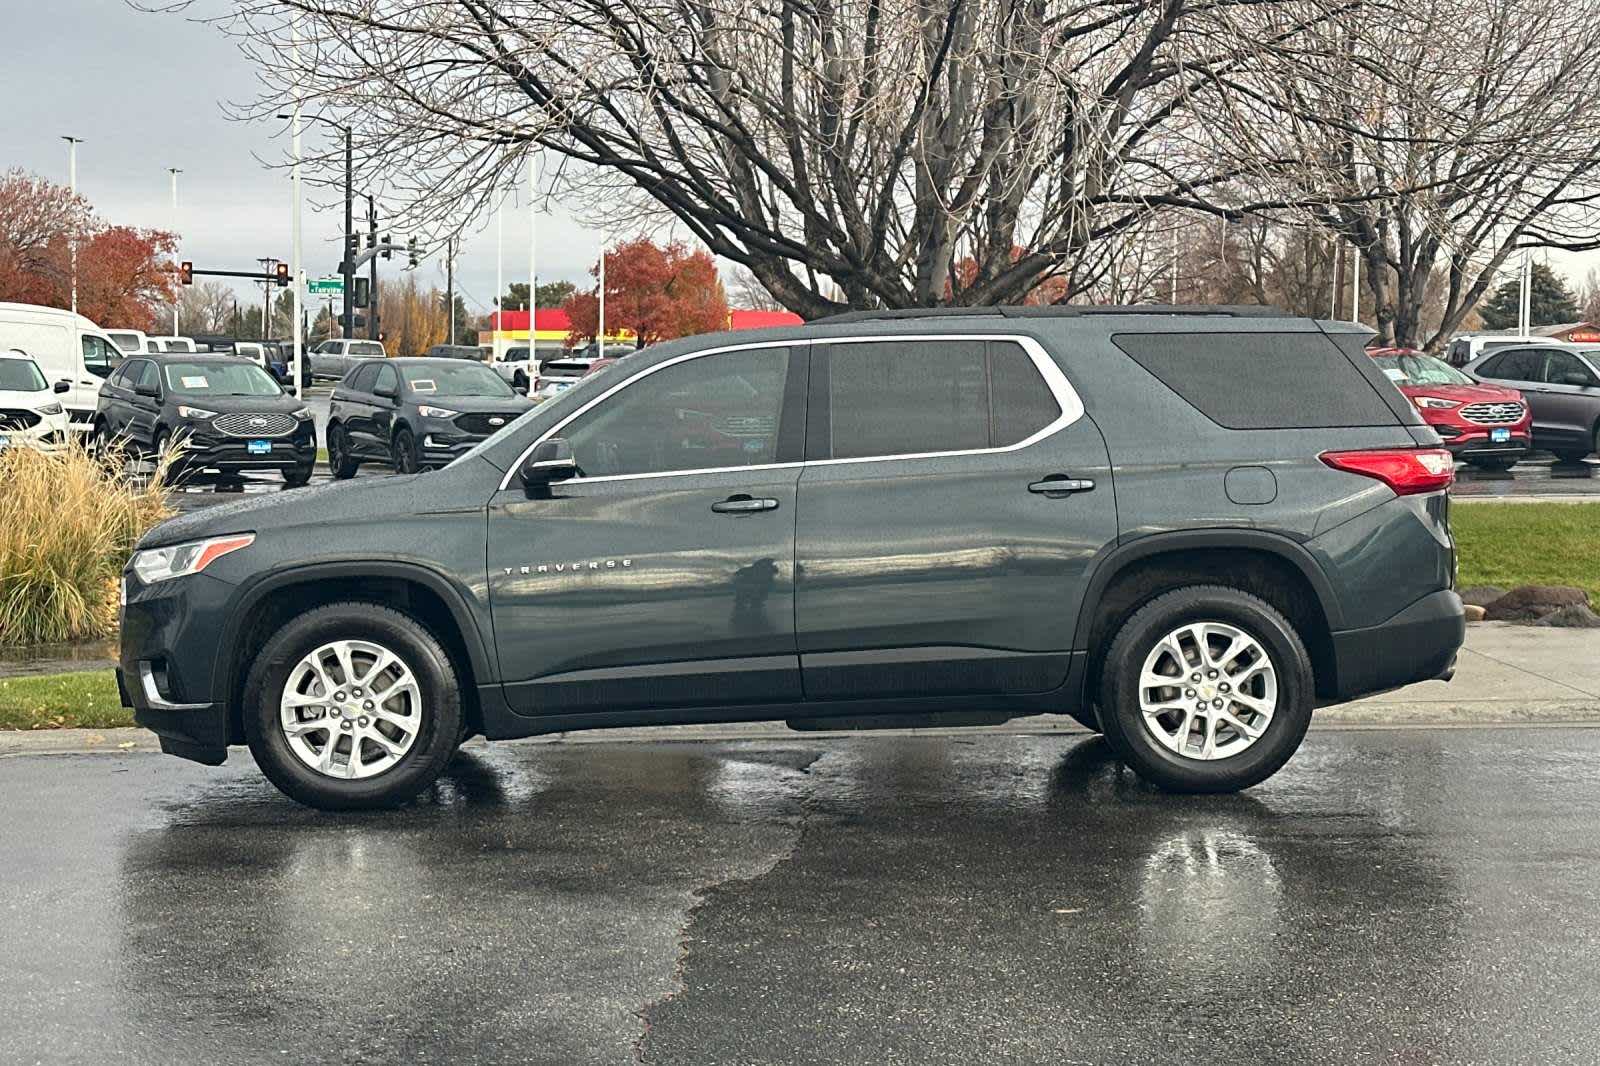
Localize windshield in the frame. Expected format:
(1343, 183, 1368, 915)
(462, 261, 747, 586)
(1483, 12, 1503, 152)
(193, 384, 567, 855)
(0, 357, 47, 392)
(1373, 353, 1473, 387)
(163, 361, 283, 396)
(401, 362, 514, 398)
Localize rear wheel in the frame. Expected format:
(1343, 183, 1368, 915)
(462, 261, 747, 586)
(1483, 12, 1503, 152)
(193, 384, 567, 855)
(392, 427, 420, 474)
(242, 602, 462, 810)
(282, 460, 314, 488)
(1098, 585, 1313, 793)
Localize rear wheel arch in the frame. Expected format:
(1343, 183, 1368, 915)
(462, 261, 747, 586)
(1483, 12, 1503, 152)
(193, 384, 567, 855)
(215, 563, 492, 744)
(1077, 533, 1340, 703)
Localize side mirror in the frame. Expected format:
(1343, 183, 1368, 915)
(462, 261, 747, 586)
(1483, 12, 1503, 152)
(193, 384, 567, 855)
(519, 437, 577, 493)
(53, 380, 69, 394)
(1561, 372, 1595, 388)
(373, 382, 398, 400)
(134, 381, 160, 399)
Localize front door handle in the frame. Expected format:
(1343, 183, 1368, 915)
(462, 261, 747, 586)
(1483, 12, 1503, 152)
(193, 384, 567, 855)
(1029, 475, 1095, 497)
(712, 494, 779, 514)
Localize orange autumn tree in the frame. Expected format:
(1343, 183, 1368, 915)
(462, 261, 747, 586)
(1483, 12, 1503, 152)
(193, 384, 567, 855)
(0, 168, 176, 329)
(562, 238, 729, 348)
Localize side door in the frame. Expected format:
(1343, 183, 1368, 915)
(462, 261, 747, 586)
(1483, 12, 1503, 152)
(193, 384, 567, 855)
(1533, 350, 1600, 455)
(74, 333, 121, 427)
(336, 363, 380, 455)
(369, 363, 402, 451)
(125, 360, 164, 447)
(793, 335, 1117, 701)
(486, 343, 806, 717)
(97, 361, 136, 439)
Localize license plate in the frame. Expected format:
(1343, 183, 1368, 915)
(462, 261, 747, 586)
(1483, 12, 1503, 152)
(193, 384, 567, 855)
(1491, 428, 1511, 443)
(247, 439, 272, 455)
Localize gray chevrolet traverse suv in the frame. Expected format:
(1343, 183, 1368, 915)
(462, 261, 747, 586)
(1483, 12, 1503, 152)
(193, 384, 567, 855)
(119, 307, 1465, 810)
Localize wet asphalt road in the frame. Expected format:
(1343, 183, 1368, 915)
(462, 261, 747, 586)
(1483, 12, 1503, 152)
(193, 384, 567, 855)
(5, 727, 1600, 1065)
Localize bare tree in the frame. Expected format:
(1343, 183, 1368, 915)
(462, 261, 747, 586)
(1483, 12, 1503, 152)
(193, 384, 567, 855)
(160, 0, 1451, 317)
(1260, 0, 1600, 348)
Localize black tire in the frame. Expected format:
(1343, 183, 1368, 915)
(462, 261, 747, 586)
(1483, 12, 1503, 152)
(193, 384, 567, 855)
(392, 426, 420, 474)
(1554, 449, 1589, 464)
(513, 370, 529, 392)
(1465, 456, 1517, 471)
(1098, 585, 1313, 793)
(282, 460, 314, 488)
(327, 423, 359, 479)
(242, 602, 463, 810)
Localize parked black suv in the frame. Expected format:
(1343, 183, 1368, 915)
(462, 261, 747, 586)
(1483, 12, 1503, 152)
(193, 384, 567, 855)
(94, 353, 316, 485)
(120, 308, 1464, 809)
(326, 357, 534, 475)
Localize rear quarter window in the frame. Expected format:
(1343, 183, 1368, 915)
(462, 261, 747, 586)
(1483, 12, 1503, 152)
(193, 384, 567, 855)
(1111, 332, 1401, 430)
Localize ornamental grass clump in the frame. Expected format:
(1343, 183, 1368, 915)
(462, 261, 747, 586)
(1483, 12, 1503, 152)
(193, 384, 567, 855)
(0, 440, 170, 645)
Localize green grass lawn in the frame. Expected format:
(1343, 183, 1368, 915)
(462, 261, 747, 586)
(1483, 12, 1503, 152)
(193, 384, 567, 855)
(0, 671, 132, 730)
(1452, 501, 1600, 603)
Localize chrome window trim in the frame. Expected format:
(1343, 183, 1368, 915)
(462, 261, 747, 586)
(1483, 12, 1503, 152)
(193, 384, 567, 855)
(497, 333, 1083, 490)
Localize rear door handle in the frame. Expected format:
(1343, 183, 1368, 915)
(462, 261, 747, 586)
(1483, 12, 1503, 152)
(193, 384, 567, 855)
(1029, 475, 1095, 497)
(712, 494, 779, 514)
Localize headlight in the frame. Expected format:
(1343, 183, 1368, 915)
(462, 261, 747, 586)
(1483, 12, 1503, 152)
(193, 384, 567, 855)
(38, 402, 63, 416)
(130, 533, 255, 584)
(418, 405, 459, 419)
(177, 405, 218, 419)
(292, 407, 313, 420)
(1413, 396, 1460, 410)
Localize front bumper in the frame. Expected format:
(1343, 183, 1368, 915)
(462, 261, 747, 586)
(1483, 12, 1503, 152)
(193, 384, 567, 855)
(1434, 424, 1531, 459)
(120, 569, 237, 764)
(1325, 589, 1465, 703)
(175, 424, 316, 472)
(0, 413, 72, 451)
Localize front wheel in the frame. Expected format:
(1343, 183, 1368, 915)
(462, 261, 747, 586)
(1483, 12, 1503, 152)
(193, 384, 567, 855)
(282, 460, 314, 488)
(1098, 585, 1313, 793)
(327, 423, 359, 479)
(242, 602, 463, 810)
(392, 427, 420, 474)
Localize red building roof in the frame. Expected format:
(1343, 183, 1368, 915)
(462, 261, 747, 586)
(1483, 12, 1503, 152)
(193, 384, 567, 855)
(729, 309, 804, 330)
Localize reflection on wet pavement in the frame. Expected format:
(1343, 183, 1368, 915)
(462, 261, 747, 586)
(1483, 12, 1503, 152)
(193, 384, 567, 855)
(5, 730, 1600, 1064)
(1451, 454, 1600, 496)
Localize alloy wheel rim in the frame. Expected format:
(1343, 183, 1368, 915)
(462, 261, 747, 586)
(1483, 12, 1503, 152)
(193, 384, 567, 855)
(1137, 621, 1277, 761)
(279, 639, 424, 780)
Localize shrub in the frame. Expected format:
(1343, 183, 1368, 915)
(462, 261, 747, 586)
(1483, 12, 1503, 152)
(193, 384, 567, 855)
(0, 440, 170, 645)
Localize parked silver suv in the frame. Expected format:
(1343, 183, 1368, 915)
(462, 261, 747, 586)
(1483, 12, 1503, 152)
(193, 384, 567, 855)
(1466, 343, 1600, 461)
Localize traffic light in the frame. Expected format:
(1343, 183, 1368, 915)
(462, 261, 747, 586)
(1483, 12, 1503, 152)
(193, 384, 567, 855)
(352, 276, 370, 309)
(179, 261, 193, 286)
(275, 262, 289, 287)
(407, 237, 418, 268)
(382, 233, 392, 261)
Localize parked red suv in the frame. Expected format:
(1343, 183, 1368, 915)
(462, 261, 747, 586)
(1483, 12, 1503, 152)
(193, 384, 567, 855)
(1369, 348, 1531, 469)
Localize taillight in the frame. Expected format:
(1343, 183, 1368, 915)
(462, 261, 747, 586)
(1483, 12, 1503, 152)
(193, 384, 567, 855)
(1320, 448, 1454, 496)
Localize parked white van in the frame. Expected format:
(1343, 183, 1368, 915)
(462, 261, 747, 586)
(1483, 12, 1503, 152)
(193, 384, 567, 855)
(105, 328, 150, 356)
(0, 303, 126, 431)
(147, 336, 198, 354)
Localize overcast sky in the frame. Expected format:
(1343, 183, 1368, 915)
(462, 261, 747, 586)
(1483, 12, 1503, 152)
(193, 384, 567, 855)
(0, 0, 601, 322)
(5, 1, 1597, 327)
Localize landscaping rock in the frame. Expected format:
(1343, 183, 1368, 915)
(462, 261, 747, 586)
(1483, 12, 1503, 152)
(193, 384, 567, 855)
(1532, 603, 1600, 629)
(1457, 585, 1508, 609)
(1483, 585, 1591, 622)
(1463, 604, 1486, 622)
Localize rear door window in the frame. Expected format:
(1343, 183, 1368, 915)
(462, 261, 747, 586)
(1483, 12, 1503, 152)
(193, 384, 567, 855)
(1480, 349, 1540, 382)
(820, 339, 1060, 460)
(1112, 332, 1399, 429)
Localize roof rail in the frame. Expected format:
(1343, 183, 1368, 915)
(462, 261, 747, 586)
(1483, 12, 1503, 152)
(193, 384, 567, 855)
(816, 304, 1291, 325)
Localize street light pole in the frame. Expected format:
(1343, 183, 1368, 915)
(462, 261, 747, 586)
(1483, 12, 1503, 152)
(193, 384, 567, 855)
(495, 199, 504, 361)
(63, 136, 82, 314)
(343, 127, 353, 339)
(597, 238, 606, 360)
(528, 154, 538, 350)
(289, 88, 304, 399)
(168, 168, 182, 335)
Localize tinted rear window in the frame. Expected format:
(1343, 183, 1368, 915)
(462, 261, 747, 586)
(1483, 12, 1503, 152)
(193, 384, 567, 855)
(1112, 332, 1399, 430)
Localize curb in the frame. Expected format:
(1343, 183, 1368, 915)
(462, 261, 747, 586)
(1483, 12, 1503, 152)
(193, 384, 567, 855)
(7, 703, 1600, 758)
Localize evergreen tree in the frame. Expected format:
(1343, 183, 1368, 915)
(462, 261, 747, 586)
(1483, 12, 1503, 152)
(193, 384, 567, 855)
(1479, 263, 1580, 330)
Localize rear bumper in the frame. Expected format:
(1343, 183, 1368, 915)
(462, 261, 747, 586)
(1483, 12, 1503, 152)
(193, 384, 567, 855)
(1325, 589, 1465, 703)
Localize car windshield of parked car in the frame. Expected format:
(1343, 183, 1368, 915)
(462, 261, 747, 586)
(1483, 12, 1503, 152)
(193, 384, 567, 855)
(401, 362, 514, 398)
(1373, 353, 1474, 387)
(163, 361, 283, 396)
(0, 356, 47, 392)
